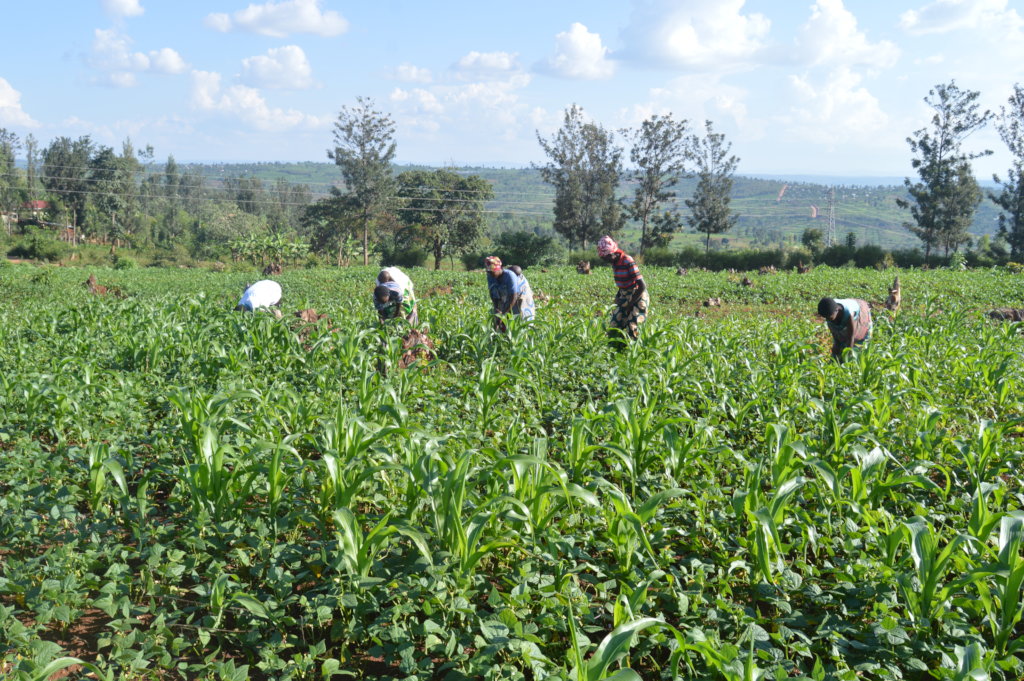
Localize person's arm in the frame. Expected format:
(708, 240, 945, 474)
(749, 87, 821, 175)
(630, 277, 647, 305)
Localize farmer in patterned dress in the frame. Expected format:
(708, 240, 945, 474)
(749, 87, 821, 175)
(374, 267, 418, 325)
(597, 236, 648, 345)
(818, 297, 872, 362)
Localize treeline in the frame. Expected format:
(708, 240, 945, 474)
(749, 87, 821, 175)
(3, 80, 1024, 268)
(0, 132, 316, 264)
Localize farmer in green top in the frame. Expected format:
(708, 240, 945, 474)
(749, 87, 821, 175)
(374, 269, 418, 325)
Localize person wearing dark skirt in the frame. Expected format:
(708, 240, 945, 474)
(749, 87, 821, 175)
(597, 235, 648, 345)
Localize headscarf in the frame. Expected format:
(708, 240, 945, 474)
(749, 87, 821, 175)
(483, 255, 503, 276)
(597, 235, 619, 258)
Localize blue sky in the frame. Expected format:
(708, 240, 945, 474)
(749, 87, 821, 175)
(1, 0, 1022, 177)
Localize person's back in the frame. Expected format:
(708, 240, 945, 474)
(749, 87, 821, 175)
(237, 280, 282, 311)
(510, 267, 535, 321)
(378, 267, 414, 299)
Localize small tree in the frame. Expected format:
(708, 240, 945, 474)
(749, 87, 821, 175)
(991, 83, 1024, 261)
(622, 114, 690, 254)
(536, 104, 624, 249)
(898, 81, 992, 258)
(801, 227, 824, 254)
(396, 169, 493, 269)
(328, 97, 397, 265)
(685, 121, 739, 253)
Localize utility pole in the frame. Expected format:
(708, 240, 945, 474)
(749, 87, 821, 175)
(825, 187, 836, 248)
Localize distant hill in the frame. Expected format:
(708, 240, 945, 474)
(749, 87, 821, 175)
(184, 161, 1003, 251)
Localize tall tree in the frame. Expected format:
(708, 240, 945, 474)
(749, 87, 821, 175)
(24, 133, 39, 202)
(623, 114, 690, 254)
(897, 81, 992, 259)
(685, 120, 739, 253)
(328, 96, 397, 265)
(991, 83, 1024, 261)
(42, 136, 94, 229)
(396, 168, 494, 269)
(536, 104, 624, 250)
(0, 129, 23, 236)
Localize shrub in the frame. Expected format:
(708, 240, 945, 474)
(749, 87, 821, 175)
(379, 246, 427, 269)
(786, 248, 814, 269)
(566, 249, 610, 267)
(7, 228, 69, 263)
(818, 244, 856, 268)
(676, 247, 705, 268)
(853, 244, 886, 269)
(112, 255, 139, 270)
(461, 252, 485, 270)
(890, 248, 926, 268)
(641, 247, 676, 267)
(491, 231, 562, 268)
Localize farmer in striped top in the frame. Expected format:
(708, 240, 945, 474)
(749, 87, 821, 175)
(597, 236, 648, 344)
(818, 297, 872, 362)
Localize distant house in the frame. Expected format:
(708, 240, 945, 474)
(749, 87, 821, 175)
(21, 200, 49, 219)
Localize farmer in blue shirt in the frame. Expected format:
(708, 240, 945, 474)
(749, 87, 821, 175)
(484, 256, 533, 330)
(818, 297, 872, 362)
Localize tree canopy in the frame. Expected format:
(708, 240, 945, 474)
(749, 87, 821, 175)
(536, 105, 623, 250)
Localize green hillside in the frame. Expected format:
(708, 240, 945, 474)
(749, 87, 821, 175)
(187, 162, 1002, 251)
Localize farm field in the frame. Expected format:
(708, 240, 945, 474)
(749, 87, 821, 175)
(1, 264, 1024, 681)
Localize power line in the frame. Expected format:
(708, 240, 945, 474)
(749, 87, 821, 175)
(9, 185, 557, 218)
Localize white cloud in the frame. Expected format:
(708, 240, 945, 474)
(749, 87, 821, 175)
(389, 87, 443, 114)
(89, 28, 187, 86)
(900, 0, 1021, 35)
(455, 51, 518, 75)
(190, 70, 329, 131)
(632, 74, 753, 133)
(149, 47, 188, 74)
(620, 0, 770, 70)
(394, 63, 433, 83)
(795, 0, 899, 68)
(541, 23, 615, 79)
(102, 0, 144, 18)
(241, 46, 314, 89)
(0, 78, 39, 127)
(205, 0, 348, 38)
(786, 67, 889, 144)
(389, 70, 534, 145)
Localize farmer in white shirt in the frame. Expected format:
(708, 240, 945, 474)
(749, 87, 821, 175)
(377, 267, 414, 299)
(236, 280, 282, 312)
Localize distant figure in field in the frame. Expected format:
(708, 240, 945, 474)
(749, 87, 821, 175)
(597, 235, 648, 346)
(484, 256, 533, 331)
(236, 280, 282, 313)
(885, 276, 901, 311)
(818, 297, 872, 362)
(374, 266, 418, 325)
